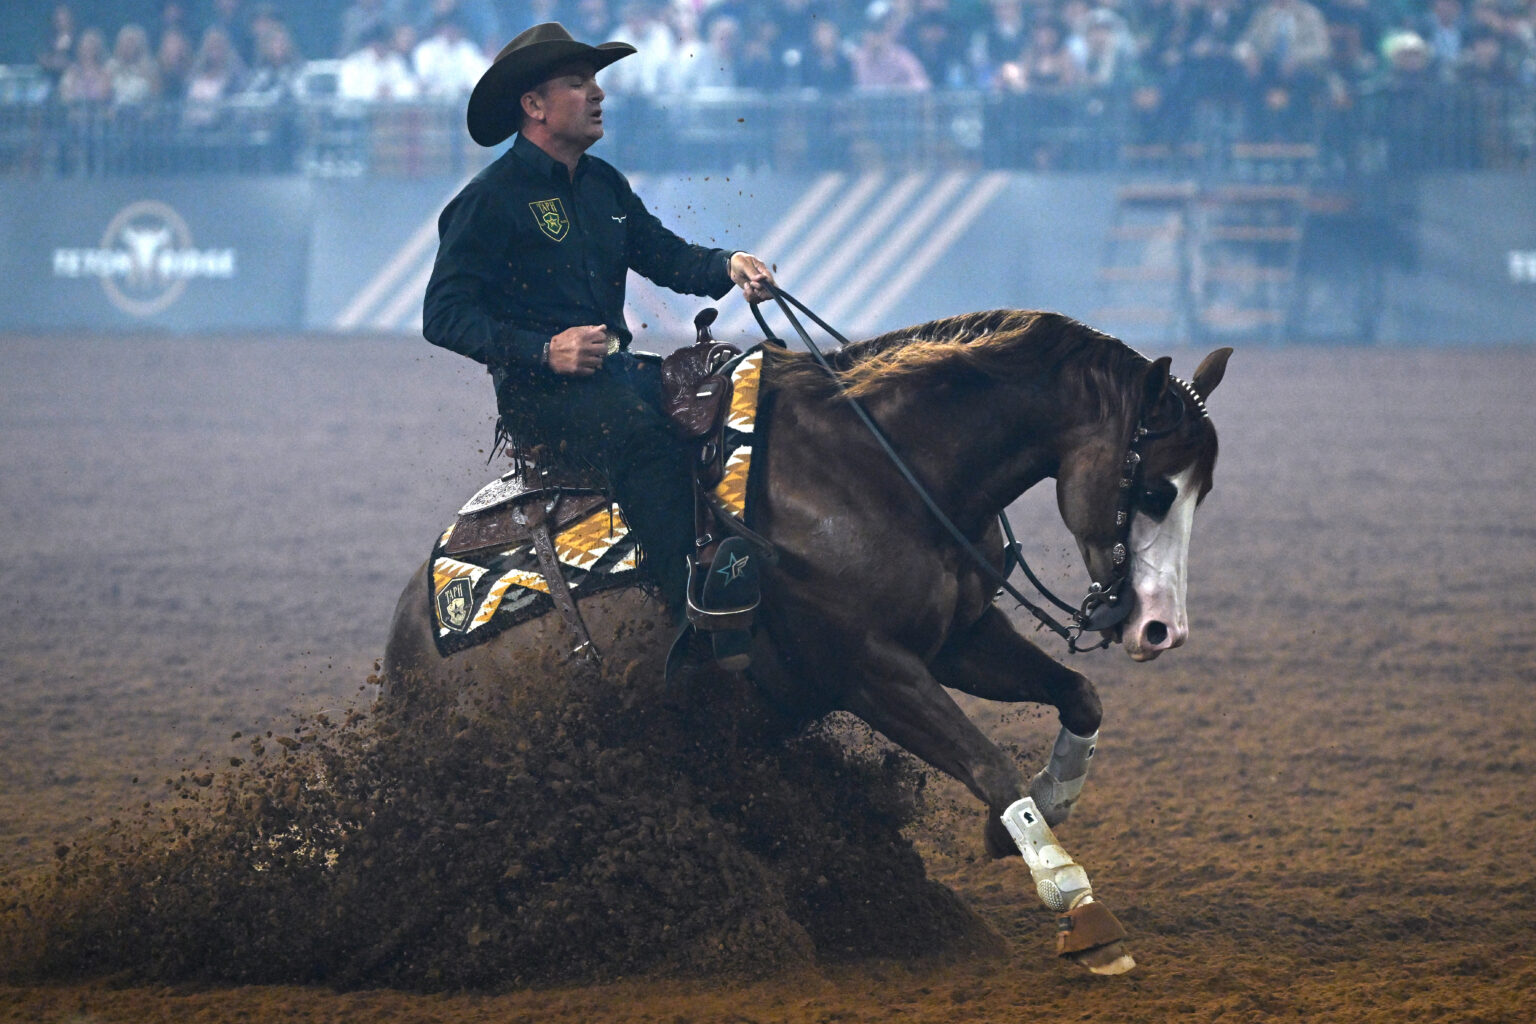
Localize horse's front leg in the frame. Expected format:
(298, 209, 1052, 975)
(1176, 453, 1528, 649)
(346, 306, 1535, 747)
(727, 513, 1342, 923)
(930, 605, 1103, 835)
(838, 641, 1134, 976)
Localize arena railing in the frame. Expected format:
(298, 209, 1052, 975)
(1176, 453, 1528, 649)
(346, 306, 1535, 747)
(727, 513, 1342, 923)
(1, 69, 1532, 180)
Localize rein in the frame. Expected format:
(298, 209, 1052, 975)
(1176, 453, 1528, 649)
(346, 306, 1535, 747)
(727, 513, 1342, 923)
(753, 286, 1172, 654)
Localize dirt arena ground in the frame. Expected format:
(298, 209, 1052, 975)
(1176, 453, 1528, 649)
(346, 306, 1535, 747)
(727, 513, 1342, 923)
(2, 334, 1533, 1022)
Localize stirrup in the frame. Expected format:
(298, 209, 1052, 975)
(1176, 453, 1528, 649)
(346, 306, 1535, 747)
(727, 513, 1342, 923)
(687, 536, 759, 671)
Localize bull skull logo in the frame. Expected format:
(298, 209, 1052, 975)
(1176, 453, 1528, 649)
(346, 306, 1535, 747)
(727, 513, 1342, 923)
(99, 201, 194, 316)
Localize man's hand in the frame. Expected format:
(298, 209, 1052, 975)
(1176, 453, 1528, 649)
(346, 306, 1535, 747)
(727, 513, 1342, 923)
(547, 325, 611, 376)
(729, 252, 776, 304)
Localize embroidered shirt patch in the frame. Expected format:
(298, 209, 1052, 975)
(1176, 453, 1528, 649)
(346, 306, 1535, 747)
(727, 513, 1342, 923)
(529, 198, 570, 241)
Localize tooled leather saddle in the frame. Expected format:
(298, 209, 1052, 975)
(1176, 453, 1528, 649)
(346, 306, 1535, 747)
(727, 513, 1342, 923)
(446, 309, 767, 665)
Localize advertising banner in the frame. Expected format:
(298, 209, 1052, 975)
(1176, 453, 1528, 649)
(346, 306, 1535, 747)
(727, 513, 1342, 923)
(1, 171, 1530, 343)
(0, 179, 312, 332)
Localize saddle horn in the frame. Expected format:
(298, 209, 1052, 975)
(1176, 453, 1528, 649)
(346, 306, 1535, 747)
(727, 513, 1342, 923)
(694, 307, 718, 346)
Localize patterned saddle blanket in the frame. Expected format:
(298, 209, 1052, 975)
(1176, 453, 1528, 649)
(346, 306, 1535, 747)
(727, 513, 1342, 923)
(427, 345, 765, 657)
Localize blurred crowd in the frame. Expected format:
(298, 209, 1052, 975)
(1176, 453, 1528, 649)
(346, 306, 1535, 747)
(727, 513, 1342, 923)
(23, 0, 1536, 127)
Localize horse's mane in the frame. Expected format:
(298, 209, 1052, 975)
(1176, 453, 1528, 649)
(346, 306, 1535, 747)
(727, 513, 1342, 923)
(761, 309, 1150, 421)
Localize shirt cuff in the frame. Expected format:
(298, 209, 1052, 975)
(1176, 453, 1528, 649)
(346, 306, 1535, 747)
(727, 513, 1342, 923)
(495, 325, 555, 370)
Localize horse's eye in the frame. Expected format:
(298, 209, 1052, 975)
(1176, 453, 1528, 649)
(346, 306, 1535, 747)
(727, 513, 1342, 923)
(1140, 478, 1177, 519)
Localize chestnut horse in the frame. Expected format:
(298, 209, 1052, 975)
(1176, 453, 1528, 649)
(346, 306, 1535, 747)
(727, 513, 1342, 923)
(383, 309, 1231, 974)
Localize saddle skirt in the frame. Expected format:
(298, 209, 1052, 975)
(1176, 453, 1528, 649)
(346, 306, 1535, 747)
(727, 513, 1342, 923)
(427, 345, 765, 657)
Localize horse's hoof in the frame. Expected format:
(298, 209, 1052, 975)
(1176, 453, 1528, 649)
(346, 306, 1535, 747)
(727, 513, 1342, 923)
(1068, 940, 1136, 976)
(1055, 900, 1133, 975)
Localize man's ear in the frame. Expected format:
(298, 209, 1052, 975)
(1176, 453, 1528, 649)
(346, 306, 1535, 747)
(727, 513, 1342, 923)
(520, 89, 542, 126)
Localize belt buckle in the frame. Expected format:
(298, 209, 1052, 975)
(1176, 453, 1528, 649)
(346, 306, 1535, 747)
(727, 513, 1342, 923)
(604, 332, 621, 356)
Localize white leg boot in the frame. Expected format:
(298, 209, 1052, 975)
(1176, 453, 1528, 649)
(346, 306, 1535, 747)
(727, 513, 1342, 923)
(1028, 726, 1097, 826)
(1000, 795, 1094, 912)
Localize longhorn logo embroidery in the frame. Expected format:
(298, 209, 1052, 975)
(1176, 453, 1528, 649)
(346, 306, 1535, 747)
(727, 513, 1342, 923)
(530, 198, 570, 242)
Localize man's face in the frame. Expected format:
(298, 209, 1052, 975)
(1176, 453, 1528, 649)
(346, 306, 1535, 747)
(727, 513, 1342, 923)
(527, 62, 606, 150)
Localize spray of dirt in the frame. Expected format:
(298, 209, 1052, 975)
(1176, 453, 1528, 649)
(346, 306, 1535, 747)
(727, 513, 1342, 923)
(0, 658, 1002, 992)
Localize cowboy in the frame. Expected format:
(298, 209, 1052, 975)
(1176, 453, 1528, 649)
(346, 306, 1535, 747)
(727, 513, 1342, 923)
(422, 22, 773, 658)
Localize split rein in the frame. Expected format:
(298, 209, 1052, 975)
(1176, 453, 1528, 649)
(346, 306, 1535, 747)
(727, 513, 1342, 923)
(751, 286, 1177, 655)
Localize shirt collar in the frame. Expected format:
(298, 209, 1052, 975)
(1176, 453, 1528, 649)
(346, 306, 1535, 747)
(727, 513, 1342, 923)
(512, 133, 587, 182)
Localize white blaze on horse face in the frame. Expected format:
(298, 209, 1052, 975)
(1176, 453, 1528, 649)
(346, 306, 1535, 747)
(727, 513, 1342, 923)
(1124, 466, 1199, 661)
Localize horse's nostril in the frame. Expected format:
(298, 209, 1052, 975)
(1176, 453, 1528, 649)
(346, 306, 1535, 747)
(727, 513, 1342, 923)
(1145, 621, 1168, 647)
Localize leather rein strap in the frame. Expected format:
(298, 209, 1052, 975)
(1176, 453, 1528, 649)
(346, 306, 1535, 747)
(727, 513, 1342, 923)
(752, 286, 1178, 654)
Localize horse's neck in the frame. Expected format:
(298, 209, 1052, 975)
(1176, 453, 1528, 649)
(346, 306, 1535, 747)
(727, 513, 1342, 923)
(864, 371, 1083, 528)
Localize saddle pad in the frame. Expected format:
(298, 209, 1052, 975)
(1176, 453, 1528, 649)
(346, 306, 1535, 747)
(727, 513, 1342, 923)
(713, 346, 764, 520)
(429, 502, 640, 656)
(425, 344, 765, 657)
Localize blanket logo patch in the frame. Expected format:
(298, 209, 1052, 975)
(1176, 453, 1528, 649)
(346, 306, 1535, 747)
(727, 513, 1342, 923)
(429, 503, 639, 655)
(435, 576, 475, 633)
(529, 198, 569, 242)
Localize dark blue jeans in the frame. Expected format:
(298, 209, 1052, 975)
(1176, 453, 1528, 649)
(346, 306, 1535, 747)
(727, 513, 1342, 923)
(496, 352, 693, 613)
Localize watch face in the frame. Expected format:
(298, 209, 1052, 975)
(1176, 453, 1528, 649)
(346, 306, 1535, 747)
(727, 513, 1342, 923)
(605, 332, 621, 355)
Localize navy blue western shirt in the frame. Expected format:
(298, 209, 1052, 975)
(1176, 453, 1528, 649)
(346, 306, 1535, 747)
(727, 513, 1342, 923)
(422, 133, 735, 388)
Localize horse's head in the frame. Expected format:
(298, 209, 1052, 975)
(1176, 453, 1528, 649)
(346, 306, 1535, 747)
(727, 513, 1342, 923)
(1056, 347, 1230, 661)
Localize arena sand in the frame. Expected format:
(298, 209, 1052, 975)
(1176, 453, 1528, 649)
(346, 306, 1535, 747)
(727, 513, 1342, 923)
(1, 334, 1533, 1022)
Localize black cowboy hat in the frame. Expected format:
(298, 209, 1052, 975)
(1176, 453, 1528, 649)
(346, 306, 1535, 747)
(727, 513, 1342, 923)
(467, 22, 635, 147)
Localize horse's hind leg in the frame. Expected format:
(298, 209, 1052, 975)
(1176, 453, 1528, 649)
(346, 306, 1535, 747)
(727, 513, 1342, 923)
(929, 606, 1104, 841)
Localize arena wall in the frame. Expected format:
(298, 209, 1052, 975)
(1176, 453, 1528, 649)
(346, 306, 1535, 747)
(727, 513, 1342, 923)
(3, 172, 1531, 345)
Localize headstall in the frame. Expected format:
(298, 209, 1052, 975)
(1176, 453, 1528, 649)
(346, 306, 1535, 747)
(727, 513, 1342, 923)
(753, 286, 1205, 655)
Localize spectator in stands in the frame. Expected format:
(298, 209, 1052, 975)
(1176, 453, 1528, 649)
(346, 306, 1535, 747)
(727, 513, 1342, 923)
(797, 18, 854, 91)
(414, 14, 489, 97)
(37, 3, 78, 95)
(603, 1, 677, 95)
(1457, 24, 1516, 81)
(244, 20, 305, 100)
(734, 12, 790, 89)
(183, 26, 247, 127)
(907, 7, 974, 88)
(338, 0, 407, 58)
(771, 0, 821, 63)
(852, 1, 932, 90)
(970, 0, 1030, 88)
(59, 27, 113, 105)
(1422, 0, 1469, 78)
(1323, 11, 1380, 107)
(157, 26, 195, 100)
(1320, 0, 1384, 53)
(1181, 0, 1248, 95)
(1377, 28, 1435, 88)
(410, 0, 502, 54)
(1236, 0, 1333, 79)
(1141, 0, 1205, 101)
(206, 0, 258, 66)
(670, 15, 741, 90)
(1078, 7, 1142, 88)
(1234, 0, 1333, 136)
(106, 24, 163, 106)
(339, 22, 422, 100)
(159, 2, 191, 42)
(1061, 1, 1135, 73)
(995, 18, 1081, 91)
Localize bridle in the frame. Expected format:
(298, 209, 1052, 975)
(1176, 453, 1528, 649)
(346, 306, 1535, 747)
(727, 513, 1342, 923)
(753, 286, 1206, 655)
(1003, 379, 1201, 651)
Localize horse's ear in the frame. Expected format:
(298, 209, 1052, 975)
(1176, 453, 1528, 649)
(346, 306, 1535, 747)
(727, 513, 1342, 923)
(1192, 347, 1233, 400)
(1138, 356, 1180, 432)
(1140, 355, 1173, 408)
